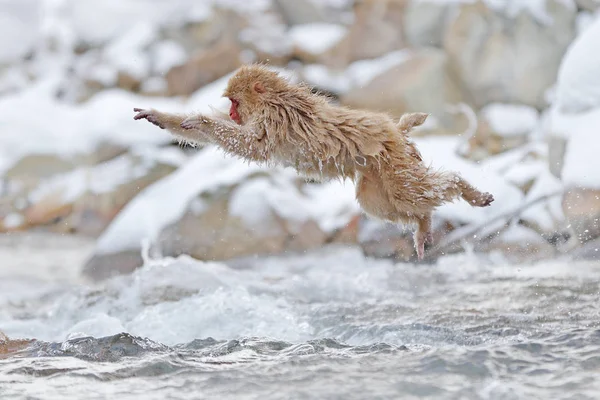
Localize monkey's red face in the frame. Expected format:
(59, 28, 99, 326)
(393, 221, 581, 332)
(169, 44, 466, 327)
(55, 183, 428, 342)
(229, 98, 242, 125)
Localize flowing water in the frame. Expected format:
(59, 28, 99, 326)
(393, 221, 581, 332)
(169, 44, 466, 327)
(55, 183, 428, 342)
(1, 233, 599, 399)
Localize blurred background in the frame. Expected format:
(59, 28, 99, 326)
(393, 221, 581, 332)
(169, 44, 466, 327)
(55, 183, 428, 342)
(2, 1, 600, 397)
(1, 0, 598, 281)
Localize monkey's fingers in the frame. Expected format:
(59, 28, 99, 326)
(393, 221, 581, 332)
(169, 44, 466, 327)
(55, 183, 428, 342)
(133, 109, 165, 129)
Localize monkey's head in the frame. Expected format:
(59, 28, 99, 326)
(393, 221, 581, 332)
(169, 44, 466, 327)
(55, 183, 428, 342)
(223, 65, 288, 125)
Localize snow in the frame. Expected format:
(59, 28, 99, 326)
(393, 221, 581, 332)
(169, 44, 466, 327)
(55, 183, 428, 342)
(414, 0, 575, 25)
(3, 213, 24, 229)
(0, 0, 41, 63)
(481, 104, 539, 137)
(103, 22, 156, 80)
(555, 16, 600, 113)
(96, 151, 359, 256)
(552, 107, 600, 189)
(520, 169, 564, 231)
(0, 66, 235, 177)
(93, 147, 264, 255)
(150, 40, 187, 75)
(345, 50, 412, 88)
(413, 136, 524, 225)
(288, 23, 348, 55)
(301, 65, 351, 93)
(497, 222, 547, 244)
(28, 151, 165, 205)
(503, 159, 548, 187)
(484, 0, 575, 25)
(302, 50, 413, 93)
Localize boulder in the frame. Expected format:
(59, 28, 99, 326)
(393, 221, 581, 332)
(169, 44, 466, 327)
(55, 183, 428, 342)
(273, 0, 327, 25)
(341, 48, 464, 121)
(466, 104, 539, 159)
(575, 0, 600, 11)
(80, 163, 346, 281)
(165, 40, 242, 96)
(345, 0, 407, 62)
(443, 0, 577, 109)
(403, 0, 453, 48)
(1, 152, 177, 235)
(562, 188, 600, 243)
(288, 23, 349, 68)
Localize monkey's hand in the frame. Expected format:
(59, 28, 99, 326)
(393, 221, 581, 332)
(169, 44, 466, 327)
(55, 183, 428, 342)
(133, 108, 166, 129)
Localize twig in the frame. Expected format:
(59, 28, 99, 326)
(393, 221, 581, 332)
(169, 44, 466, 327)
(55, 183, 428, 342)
(428, 190, 564, 258)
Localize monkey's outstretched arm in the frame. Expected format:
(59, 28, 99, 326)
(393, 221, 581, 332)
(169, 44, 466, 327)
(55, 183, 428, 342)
(133, 108, 203, 140)
(133, 108, 269, 162)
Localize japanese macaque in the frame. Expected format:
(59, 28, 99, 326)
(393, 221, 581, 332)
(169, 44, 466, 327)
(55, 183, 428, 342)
(133, 65, 493, 260)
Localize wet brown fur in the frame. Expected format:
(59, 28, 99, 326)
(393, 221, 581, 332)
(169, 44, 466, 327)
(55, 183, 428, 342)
(133, 65, 494, 260)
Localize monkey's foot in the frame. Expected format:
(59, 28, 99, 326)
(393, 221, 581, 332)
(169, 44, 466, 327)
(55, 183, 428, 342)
(471, 192, 494, 207)
(133, 108, 165, 129)
(413, 231, 432, 261)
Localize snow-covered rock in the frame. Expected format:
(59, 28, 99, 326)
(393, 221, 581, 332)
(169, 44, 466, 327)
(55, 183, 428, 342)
(0, 0, 41, 63)
(341, 48, 463, 120)
(444, 0, 577, 108)
(555, 15, 600, 113)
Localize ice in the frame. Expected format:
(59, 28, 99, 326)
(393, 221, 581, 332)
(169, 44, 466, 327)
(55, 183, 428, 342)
(481, 103, 539, 137)
(288, 23, 348, 54)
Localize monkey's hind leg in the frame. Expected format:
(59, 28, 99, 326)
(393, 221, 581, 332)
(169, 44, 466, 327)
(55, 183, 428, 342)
(413, 214, 433, 261)
(433, 171, 494, 208)
(456, 177, 494, 207)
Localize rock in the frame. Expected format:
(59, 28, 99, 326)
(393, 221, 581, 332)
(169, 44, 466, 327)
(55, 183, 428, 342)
(358, 217, 415, 260)
(403, 0, 453, 48)
(575, 0, 600, 11)
(83, 250, 145, 282)
(345, 0, 407, 62)
(466, 104, 539, 158)
(158, 193, 288, 262)
(273, 0, 327, 25)
(288, 23, 350, 68)
(444, 0, 577, 109)
(3, 152, 177, 235)
(176, 8, 248, 51)
(165, 40, 242, 96)
(562, 188, 600, 243)
(341, 48, 464, 121)
(548, 134, 568, 178)
(4, 154, 76, 188)
(570, 236, 600, 260)
(477, 223, 556, 262)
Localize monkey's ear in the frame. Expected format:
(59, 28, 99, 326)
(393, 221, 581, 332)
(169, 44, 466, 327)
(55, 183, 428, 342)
(253, 81, 266, 94)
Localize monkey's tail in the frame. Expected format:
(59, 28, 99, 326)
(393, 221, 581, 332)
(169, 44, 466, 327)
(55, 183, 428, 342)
(397, 112, 429, 133)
